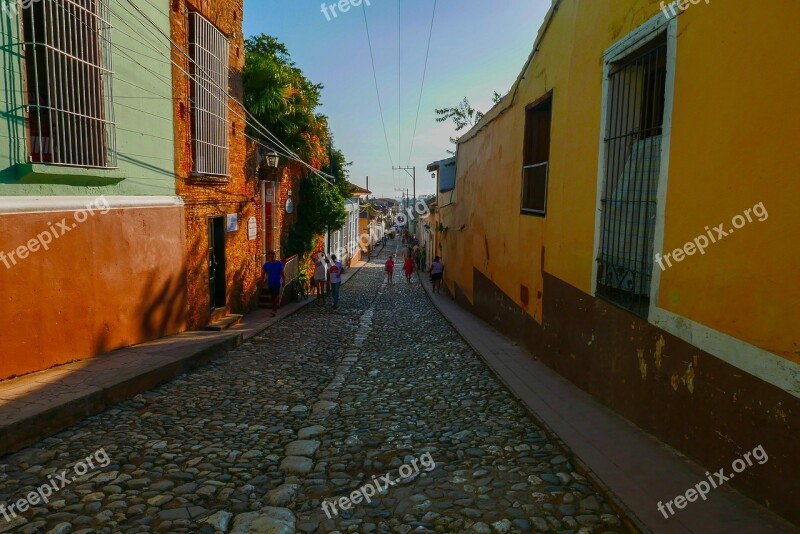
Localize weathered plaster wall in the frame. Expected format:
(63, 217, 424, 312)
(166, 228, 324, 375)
(440, 0, 800, 522)
(0, 204, 186, 379)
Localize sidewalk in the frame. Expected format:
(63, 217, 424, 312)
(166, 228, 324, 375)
(0, 258, 368, 458)
(419, 275, 795, 533)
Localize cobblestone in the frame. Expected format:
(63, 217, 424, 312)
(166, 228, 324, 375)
(0, 241, 630, 533)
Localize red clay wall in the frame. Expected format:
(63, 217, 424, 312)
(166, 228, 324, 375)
(0, 205, 187, 379)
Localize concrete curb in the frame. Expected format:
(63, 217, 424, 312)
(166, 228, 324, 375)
(417, 271, 648, 534)
(0, 334, 242, 457)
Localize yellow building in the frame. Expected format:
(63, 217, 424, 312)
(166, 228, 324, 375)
(436, 0, 799, 523)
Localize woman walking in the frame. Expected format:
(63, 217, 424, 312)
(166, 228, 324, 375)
(385, 255, 395, 285)
(313, 253, 327, 305)
(404, 254, 414, 283)
(430, 256, 444, 294)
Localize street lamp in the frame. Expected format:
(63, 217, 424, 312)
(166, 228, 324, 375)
(264, 150, 280, 169)
(259, 150, 280, 182)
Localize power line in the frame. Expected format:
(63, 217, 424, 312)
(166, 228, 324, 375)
(121, 0, 337, 184)
(398, 0, 401, 179)
(13, 0, 335, 186)
(407, 0, 437, 166)
(361, 0, 394, 171)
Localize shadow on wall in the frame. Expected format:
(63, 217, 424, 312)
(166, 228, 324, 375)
(90, 269, 188, 363)
(229, 255, 260, 315)
(0, 270, 195, 456)
(185, 215, 211, 329)
(183, 207, 261, 329)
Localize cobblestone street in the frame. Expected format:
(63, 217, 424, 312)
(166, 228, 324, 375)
(0, 241, 630, 534)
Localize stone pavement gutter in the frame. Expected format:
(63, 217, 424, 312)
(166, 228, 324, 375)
(0, 258, 369, 458)
(415, 272, 647, 533)
(417, 271, 795, 533)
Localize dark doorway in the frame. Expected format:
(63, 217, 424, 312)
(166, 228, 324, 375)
(208, 217, 226, 310)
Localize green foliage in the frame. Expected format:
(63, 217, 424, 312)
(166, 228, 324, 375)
(244, 35, 353, 259)
(244, 34, 328, 165)
(286, 174, 347, 257)
(322, 137, 352, 199)
(435, 97, 484, 132)
(435, 92, 506, 154)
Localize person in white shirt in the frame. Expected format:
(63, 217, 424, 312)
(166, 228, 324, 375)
(313, 253, 328, 305)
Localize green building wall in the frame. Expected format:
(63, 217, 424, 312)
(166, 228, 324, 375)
(0, 0, 175, 196)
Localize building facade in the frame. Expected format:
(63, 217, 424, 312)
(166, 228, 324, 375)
(171, 0, 262, 329)
(0, 0, 186, 379)
(438, 0, 799, 522)
(328, 197, 361, 267)
(416, 197, 438, 271)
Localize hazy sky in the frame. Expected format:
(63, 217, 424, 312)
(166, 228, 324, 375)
(243, 0, 549, 197)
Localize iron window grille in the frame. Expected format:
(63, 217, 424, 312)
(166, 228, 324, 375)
(189, 12, 229, 177)
(22, 0, 116, 168)
(521, 95, 552, 215)
(596, 36, 667, 318)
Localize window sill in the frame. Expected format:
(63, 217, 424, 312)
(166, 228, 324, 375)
(189, 173, 231, 185)
(4, 163, 124, 185)
(520, 209, 546, 218)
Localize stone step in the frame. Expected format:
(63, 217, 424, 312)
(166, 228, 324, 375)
(204, 314, 243, 331)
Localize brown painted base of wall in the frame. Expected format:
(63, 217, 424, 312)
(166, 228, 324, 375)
(0, 205, 187, 380)
(465, 267, 799, 525)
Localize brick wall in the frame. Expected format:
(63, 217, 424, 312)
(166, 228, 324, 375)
(171, 0, 260, 329)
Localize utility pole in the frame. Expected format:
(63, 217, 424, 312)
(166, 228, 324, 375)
(366, 176, 371, 258)
(393, 166, 416, 232)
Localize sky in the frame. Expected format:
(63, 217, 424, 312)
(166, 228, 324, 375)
(243, 0, 550, 198)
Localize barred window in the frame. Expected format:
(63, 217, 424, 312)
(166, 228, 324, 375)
(22, 0, 116, 167)
(596, 35, 667, 318)
(189, 12, 229, 177)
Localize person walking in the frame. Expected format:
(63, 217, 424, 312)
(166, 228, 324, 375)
(329, 254, 343, 309)
(404, 254, 414, 283)
(430, 256, 444, 294)
(313, 253, 327, 305)
(414, 247, 422, 271)
(324, 256, 332, 295)
(262, 251, 285, 316)
(385, 255, 395, 285)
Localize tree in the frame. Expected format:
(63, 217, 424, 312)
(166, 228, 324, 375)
(244, 35, 352, 258)
(243, 35, 328, 167)
(286, 173, 346, 256)
(435, 92, 505, 153)
(322, 136, 353, 201)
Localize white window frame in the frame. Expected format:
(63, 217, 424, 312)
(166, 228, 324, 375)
(189, 11, 229, 177)
(591, 6, 800, 399)
(22, 0, 117, 168)
(591, 10, 675, 303)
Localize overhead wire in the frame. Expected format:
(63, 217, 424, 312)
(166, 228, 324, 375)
(361, 0, 395, 177)
(398, 0, 401, 182)
(91, 19, 288, 171)
(406, 0, 437, 166)
(120, 0, 337, 184)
